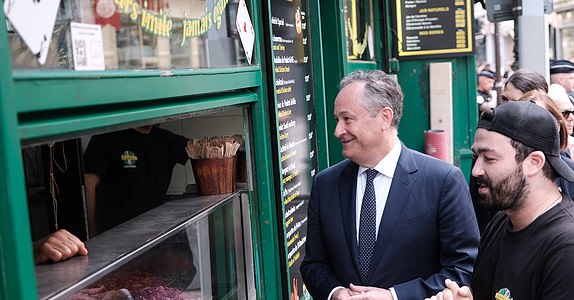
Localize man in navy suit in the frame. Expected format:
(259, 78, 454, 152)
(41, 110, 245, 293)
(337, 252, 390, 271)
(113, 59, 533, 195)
(300, 70, 480, 300)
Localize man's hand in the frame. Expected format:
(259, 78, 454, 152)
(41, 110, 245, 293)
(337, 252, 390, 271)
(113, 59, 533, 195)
(332, 287, 358, 300)
(425, 279, 473, 300)
(346, 284, 393, 300)
(34, 229, 88, 264)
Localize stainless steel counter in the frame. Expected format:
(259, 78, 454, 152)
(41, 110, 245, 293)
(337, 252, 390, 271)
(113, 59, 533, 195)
(35, 192, 240, 299)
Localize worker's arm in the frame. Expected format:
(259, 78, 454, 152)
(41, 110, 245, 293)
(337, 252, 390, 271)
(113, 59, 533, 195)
(84, 173, 101, 237)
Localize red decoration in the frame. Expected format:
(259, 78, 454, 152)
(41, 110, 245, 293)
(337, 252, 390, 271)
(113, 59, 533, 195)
(94, 0, 121, 31)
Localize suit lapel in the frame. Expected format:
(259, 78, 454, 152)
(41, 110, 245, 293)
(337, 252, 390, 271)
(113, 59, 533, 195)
(339, 161, 361, 273)
(368, 146, 418, 280)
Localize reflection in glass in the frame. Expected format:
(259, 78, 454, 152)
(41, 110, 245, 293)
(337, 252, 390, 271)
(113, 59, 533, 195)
(343, 0, 375, 61)
(561, 27, 574, 61)
(8, 0, 251, 70)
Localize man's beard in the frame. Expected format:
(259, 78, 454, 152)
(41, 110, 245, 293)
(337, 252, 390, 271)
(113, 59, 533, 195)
(475, 164, 527, 211)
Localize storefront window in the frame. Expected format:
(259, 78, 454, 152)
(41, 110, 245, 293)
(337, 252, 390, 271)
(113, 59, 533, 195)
(343, 0, 375, 61)
(7, 0, 252, 70)
(561, 27, 574, 61)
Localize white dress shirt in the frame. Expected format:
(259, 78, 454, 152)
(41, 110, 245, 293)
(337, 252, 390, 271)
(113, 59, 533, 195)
(355, 140, 401, 242)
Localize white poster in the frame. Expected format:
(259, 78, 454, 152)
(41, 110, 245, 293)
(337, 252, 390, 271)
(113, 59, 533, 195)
(70, 22, 105, 71)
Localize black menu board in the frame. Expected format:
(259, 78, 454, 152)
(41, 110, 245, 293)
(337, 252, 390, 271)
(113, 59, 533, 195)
(270, 0, 317, 298)
(395, 0, 473, 57)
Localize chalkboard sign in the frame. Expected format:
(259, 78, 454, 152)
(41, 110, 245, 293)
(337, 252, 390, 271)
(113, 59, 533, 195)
(395, 0, 473, 58)
(270, 0, 317, 298)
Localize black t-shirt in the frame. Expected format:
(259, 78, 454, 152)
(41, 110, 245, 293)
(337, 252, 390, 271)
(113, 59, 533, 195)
(83, 127, 189, 232)
(472, 196, 574, 300)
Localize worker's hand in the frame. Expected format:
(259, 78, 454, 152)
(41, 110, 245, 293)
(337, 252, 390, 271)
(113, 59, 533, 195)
(34, 229, 88, 264)
(291, 277, 299, 300)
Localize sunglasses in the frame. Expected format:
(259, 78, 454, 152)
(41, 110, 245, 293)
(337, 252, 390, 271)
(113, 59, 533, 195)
(562, 110, 574, 118)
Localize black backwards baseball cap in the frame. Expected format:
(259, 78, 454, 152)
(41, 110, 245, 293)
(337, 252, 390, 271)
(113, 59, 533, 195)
(478, 70, 495, 79)
(550, 59, 574, 74)
(477, 101, 574, 182)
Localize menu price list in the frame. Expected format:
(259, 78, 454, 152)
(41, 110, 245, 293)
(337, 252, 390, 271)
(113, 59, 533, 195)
(397, 0, 472, 57)
(271, 0, 316, 298)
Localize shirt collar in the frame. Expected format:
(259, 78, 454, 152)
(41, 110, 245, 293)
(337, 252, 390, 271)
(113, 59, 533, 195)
(358, 138, 402, 179)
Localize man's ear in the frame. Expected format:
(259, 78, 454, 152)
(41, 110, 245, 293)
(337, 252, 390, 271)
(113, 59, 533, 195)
(524, 151, 546, 176)
(379, 107, 394, 130)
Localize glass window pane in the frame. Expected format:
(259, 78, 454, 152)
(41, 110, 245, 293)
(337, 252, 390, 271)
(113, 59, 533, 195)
(343, 0, 375, 61)
(7, 0, 252, 70)
(561, 27, 574, 61)
(61, 199, 249, 299)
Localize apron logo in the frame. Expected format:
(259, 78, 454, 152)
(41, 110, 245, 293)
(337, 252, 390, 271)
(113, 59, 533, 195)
(121, 150, 138, 168)
(495, 288, 513, 300)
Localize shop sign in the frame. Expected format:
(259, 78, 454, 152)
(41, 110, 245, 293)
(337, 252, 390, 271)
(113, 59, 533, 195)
(395, 0, 473, 58)
(112, 0, 230, 47)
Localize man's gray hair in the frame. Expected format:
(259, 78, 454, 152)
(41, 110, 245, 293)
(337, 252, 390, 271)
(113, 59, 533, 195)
(340, 70, 403, 127)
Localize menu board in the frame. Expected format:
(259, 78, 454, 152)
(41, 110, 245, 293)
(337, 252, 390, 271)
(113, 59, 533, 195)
(270, 0, 317, 298)
(395, 0, 473, 57)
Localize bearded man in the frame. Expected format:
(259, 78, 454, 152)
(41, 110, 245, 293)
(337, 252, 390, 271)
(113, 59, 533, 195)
(424, 101, 574, 300)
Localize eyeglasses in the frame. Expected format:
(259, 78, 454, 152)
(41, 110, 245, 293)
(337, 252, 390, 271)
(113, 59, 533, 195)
(562, 110, 574, 118)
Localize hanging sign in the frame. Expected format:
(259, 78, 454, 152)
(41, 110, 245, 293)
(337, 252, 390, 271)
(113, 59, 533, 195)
(3, 0, 62, 64)
(235, 0, 255, 64)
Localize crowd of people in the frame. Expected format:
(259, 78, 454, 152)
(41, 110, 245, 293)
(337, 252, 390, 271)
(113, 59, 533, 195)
(33, 63, 574, 300)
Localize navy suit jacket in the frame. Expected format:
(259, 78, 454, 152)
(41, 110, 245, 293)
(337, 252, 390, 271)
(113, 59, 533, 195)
(300, 145, 480, 300)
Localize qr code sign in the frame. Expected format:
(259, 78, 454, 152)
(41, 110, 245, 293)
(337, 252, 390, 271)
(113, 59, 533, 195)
(73, 39, 88, 67)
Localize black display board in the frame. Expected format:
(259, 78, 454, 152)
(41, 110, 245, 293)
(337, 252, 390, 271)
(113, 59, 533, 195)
(270, 0, 317, 298)
(395, 0, 473, 58)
